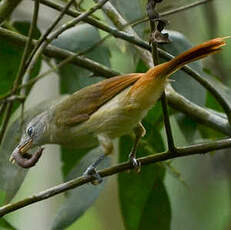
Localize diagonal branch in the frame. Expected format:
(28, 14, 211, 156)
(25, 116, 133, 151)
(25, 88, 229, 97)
(0, 136, 231, 217)
(41, 0, 231, 124)
(129, 0, 212, 28)
(23, 0, 110, 98)
(0, 28, 230, 137)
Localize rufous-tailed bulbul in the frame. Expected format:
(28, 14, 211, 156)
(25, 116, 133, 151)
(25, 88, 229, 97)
(10, 37, 227, 177)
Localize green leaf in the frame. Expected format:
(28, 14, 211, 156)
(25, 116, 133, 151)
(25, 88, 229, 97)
(142, 110, 165, 153)
(0, 21, 41, 96)
(136, 59, 148, 73)
(52, 23, 110, 94)
(52, 23, 111, 176)
(206, 91, 223, 113)
(13, 21, 42, 94)
(0, 36, 22, 96)
(109, 0, 147, 37)
(0, 189, 6, 205)
(52, 147, 111, 230)
(198, 70, 231, 139)
(13, 21, 41, 39)
(161, 31, 206, 106)
(160, 31, 208, 142)
(118, 135, 171, 230)
(0, 96, 67, 203)
(0, 218, 16, 230)
(61, 146, 93, 178)
(204, 68, 231, 112)
(175, 114, 198, 143)
(138, 178, 171, 230)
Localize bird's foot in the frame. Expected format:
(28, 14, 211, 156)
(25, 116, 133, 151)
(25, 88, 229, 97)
(83, 165, 103, 185)
(129, 153, 141, 173)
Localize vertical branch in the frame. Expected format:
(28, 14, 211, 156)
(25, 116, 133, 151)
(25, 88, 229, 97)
(17, 0, 40, 93)
(19, 0, 40, 125)
(0, 0, 41, 143)
(147, 0, 176, 152)
(24, 0, 110, 89)
(26, 0, 77, 69)
(0, 103, 13, 143)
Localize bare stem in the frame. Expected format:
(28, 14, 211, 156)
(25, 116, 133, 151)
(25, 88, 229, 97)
(148, 0, 176, 152)
(26, 0, 77, 68)
(128, 0, 212, 28)
(0, 136, 231, 217)
(25, 0, 110, 86)
(19, 0, 40, 96)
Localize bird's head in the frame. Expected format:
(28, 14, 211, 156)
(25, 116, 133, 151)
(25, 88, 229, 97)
(10, 111, 50, 168)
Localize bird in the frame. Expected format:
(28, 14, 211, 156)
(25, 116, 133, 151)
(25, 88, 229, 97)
(10, 37, 227, 181)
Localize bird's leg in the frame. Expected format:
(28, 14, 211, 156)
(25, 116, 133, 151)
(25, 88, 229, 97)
(83, 134, 113, 185)
(129, 122, 146, 173)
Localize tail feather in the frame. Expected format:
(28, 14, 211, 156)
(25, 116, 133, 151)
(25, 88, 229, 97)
(166, 37, 228, 75)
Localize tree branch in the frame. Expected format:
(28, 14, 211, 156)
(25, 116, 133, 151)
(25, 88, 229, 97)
(0, 136, 231, 217)
(166, 84, 231, 136)
(44, 0, 231, 123)
(0, 27, 119, 91)
(0, 19, 229, 138)
(129, 0, 212, 28)
(147, 0, 176, 152)
(24, 0, 110, 96)
(91, 0, 230, 124)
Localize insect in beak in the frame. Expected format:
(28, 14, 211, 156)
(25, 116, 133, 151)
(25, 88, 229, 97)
(9, 138, 44, 168)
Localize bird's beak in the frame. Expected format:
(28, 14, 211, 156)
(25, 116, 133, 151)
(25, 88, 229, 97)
(9, 138, 44, 168)
(18, 138, 33, 155)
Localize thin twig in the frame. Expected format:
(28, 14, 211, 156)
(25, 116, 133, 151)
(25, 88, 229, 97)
(0, 102, 7, 116)
(182, 66, 231, 124)
(0, 136, 231, 217)
(0, 27, 229, 136)
(26, 0, 77, 69)
(25, 0, 110, 85)
(0, 27, 119, 102)
(0, 102, 13, 143)
(39, 0, 153, 65)
(19, 0, 40, 96)
(20, 0, 40, 126)
(128, 0, 212, 28)
(92, 0, 228, 117)
(161, 0, 212, 17)
(0, 3, 229, 123)
(0, 0, 41, 143)
(148, 0, 176, 152)
(19, 34, 110, 90)
(161, 93, 176, 150)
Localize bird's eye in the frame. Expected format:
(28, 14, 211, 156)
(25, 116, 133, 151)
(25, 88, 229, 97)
(27, 127, 34, 137)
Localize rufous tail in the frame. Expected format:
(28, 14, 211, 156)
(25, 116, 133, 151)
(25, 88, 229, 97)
(165, 37, 228, 75)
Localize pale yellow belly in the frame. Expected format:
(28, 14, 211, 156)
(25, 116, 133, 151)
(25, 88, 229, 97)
(79, 83, 164, 138)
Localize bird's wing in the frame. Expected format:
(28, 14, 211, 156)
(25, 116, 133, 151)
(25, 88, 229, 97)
(54, 73, 143, 127)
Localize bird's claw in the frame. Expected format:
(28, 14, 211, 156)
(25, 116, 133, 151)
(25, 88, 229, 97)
(83, 166, 103, 185)
(129, 153, 141, 173)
